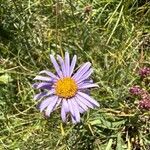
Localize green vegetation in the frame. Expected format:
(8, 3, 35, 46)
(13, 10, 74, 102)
(0, 0, 150, 149)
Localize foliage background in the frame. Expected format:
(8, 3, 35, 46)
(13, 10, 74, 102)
(0, 0, 150, 149)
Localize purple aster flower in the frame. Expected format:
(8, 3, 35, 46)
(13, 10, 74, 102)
(139, 67, 150, 78)
(33, 52, 99, 123)
(129, 86, 142, 95)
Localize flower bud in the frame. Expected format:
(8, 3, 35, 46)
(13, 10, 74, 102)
(139, 67, 150, 78)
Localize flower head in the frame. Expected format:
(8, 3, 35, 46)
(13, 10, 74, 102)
(139, 97, 150, 110)
(129, 86, 142, 95)
(139, 67, 150, 78)
(33, 52, 99, 123)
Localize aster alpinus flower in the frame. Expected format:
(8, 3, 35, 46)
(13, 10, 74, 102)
(33, 52, 99, 123)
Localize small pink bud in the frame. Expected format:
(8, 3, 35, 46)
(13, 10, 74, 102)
(129, 86, 142, 95)
(139, 98, 150, 110)
(139, 67, 150, 78)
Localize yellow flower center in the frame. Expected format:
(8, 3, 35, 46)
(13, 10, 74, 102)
(55, 77, 78, 98)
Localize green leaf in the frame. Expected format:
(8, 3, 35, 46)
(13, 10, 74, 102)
(0, 74, 12, 84)
(90, 113, 126, 130)
(106, 139, 113, 150)
(116, 132, 122, 150)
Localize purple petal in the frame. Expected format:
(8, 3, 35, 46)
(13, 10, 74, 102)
(67, 99, 75, 118)
(61, 99, 69, 122)
(76, 69, 93, 84)
(83, 79, 93, 84)
(46, 88, 55, 95)
(54, 98, 62, 110)
(76, 94, 94, 109)
(33, 76, 52, 82)
(74, 96, 88, 111)
(70, 98, 80, 122)
(45, 96, 58, 116)
(78, 83, 99, 89)
(39, 70, 59, 80)
(32, 83, 39, 88)
(65, 52, 70, 77)
(78, 106, 85, 114)
(50, 55, 63, 78)
(57, 55, 66, 77)
(78, 79, 93, 87)
(36, 82, 53, 89)
(67, 98, 80, 123)
(34, 92, 47, 100)
(34, 89, 55, 101)
(70, 55, 77, 76)
(61, 105, 66, 122)
(72, 62, 91, 81)
(71, 115, 77, 124)
(78, 92, 100, 107)
(39, 95, 56, 112)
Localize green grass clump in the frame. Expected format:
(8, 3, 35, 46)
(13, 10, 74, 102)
(0, 0, 150, 149)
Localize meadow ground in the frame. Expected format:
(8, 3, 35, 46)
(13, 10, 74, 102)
(0, 0, 150, 149)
